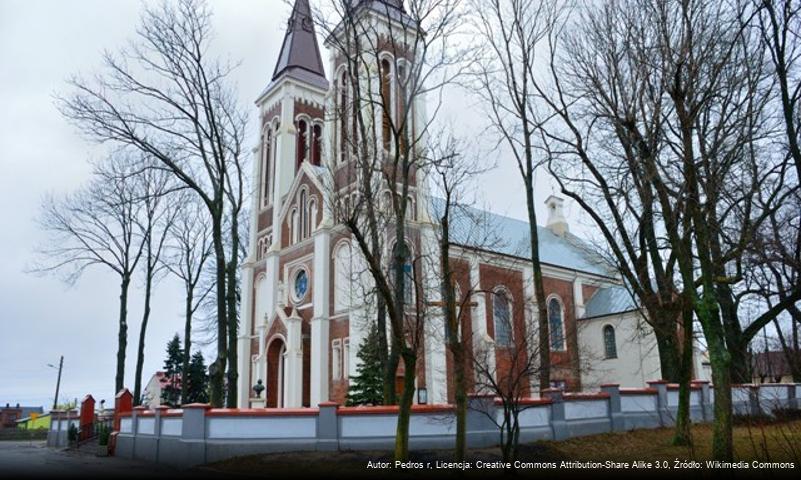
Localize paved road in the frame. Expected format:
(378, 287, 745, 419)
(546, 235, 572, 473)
(0, 440, 180, 478)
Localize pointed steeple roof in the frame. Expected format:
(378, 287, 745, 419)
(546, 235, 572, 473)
(353, 1, 412, 26)
(372, 0, 405, 11)
(271, 0, 327, 87)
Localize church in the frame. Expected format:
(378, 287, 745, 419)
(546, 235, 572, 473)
(235, 0, 679, 409)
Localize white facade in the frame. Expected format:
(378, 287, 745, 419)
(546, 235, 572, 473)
(578, 311, 662, 389)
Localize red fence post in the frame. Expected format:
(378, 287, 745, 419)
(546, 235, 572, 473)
(109, 388, 133, 456)
(79, 394, 95, 441)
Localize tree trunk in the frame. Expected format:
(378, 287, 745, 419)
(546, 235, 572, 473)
(133, 266, 154, 403)
(209, 215, 228, 407)
(451, 341, 467, 461)
(708, 333, 733, 461)
(501, 407, 513, 463)
(718, 284, 750, 384)
(653, 320, 682, 382)
(181, 286, 193, 403)
(672, 304, 694, 446)
(385, 336, 401, 405)
(774, 315, 801, 383)
(225, 255, 239, 408)
(524, 176, 550, 392)
(376, 298, 394, 405)
(116, 275, 131, 395)
(394, 350, 416, 461)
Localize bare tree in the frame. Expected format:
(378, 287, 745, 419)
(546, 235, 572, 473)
(315, 0, 468, 460)
(429, 132, 491, 460)
(468, 286, 593, 464)
(111, 162, 181, 404)
(469, 0, 565, 392)
(520, 0, 797, 460)
(57, 0, 249, 407)
(33, 156, 147, 394)
(162, 192, 214, 402)
(755, 0, 801, 382)
(759, 0, 801, 180)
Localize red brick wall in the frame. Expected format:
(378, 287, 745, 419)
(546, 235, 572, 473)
(328, 316, 350, 404)
(481, 264, 531, 395)
(294, 101, 324, 121)
(443, 258, 475, 403)
(257, 206, 273, 232)
(262, 103, 281, 125)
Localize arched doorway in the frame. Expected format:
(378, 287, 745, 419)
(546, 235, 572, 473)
(266, 337, 286, 408)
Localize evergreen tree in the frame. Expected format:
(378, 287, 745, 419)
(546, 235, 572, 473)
(346, 322, 384, 406)
(161, 334, 183, 406)
(185, 351, 209, 404)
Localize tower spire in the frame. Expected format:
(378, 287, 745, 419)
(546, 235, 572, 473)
(271, 0, 327, 87)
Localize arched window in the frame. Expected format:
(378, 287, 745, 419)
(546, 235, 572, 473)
(391, 242, 413, 305)
(312, 124, 322, 166)
(299, 189, 308, 239)
(296, 119, 308, 171)
(493, 290, 512, 347)
(548, 297, 565, 351)
(334, 243, 352, 312)
(308, 197, 318, 235)
(332, 339, 342, 380)
(338, 70, 349, 163)
(341, 195, 351, 220)
(380, 58, 393, 150)
(291, 208, 299, 244)
(397, 61, 408, 155)
(603, 325, 617, 359)
(262, 128, 272, 206)
(254, 274, 266, 321)
(407, 196, 416, 221)
(381, 190, 392, 213)
(343, 338, 350, 379)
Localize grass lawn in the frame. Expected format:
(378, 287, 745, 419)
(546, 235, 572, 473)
(536, 419, 801, 463)
(203, 420, 800, 478)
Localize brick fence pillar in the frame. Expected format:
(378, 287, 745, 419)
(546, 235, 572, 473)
(317, 402, 339, 451)
(748, 385, 762, 416)
(466, 394, 497, 448)
(601, 384, 624, 432)
(542, 388, 568, 441)
(131, 406, 146, 459)
(154, 405, 168, 463)
(692, 380, 711, 422)
(109, 388, 133, 456)
(79, 394, 95, 441)
(181, 403, 211, 467)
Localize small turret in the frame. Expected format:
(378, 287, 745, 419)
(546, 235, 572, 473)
(545, 195, 569, 236)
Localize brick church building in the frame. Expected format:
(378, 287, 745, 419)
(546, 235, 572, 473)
(235, 0, 674, 409)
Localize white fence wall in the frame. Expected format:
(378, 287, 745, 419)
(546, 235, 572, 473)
(105, 382, 800, 468)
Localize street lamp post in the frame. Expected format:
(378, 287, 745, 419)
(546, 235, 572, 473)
(48, 356, 64, 410)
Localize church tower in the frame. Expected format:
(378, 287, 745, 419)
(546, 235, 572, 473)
(238, 0, 330, 409)
(321, 0, 444, 403)
(256, 0, 328, 225)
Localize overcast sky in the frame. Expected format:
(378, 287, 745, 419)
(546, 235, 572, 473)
(0, 0, 574, 409)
